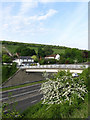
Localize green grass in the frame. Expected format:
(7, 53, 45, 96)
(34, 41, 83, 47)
(28, 46, 38, 54)
(53, 48, 65, 54)
(22, 94, 88, 119)
(69, 102, 88, 118)
(2, 80, 46, 91)
(3, 45, 20, 54)
(3, 44, 65, 55)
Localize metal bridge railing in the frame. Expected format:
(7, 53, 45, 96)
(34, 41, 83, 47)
(20, 64, 88, 69)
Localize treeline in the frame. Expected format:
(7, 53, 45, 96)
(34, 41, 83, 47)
(59, 48, 89, 64)
(2, 41, 67, 49)
(15, 45, 54, 58)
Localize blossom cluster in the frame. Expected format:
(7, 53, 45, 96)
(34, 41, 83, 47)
(40, 71, 88, 105)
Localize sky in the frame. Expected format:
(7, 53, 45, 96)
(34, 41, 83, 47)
(0, 0, 89, 50)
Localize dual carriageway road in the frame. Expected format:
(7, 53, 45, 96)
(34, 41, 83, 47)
(1, 83, 42, 113)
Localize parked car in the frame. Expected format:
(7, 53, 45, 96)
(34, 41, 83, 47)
(72, 73, 79, 77)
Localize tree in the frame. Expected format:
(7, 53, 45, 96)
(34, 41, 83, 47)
(58, 56, 65, 64)
(64, 48, 72, 58)
(20, 48, 30, 56)
(39, 58, 45, 65)
(64, 48, 84, 63)
(31, 49, 36, 55)
(2, 55, 12, 63)
(16, 46, 36, 56)
(45, 59, 57, 64)
(88, 51, 90, 62)
(65, 58, 74, 64)
(15, 45, 25, 54)
(82, 51, 88, 62)
(38, 47, 45, 58)
(31, 55, 38, 62)
(44, 46, 53, 56)
(2, 63, 17, 83)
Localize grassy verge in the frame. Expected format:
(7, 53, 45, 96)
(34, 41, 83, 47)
(2, 80, 46, 91)
(22, 94, 88, 119)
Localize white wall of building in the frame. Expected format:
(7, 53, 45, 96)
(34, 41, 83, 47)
(55, 54, 60, 60)
(13, 58, 34, 66)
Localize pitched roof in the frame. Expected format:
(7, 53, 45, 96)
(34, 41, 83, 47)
(45, 54, 56, 58)
(19, 56, 33, 59)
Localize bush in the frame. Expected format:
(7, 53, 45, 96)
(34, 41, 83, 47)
(80, 67, 90, 88)
(39, 59, 57, 65)
(2, 55, 12, 63)
(40, 70, 88, 105)
(2, 63, 18, 83)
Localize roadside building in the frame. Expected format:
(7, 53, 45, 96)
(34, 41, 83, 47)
(13, 56, 35, 67)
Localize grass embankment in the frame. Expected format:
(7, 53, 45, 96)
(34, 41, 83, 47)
(2, 80, 46, 91)
(22, 94, 88, 119)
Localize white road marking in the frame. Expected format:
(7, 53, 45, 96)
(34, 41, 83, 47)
(3, 93, 42, 105)
(2, 83, 41, 93)
(31, 99, 37, 103)
(1, 89, 39, 101)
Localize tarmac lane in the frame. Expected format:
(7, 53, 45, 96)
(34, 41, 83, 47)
(1, 83, 43, 113)
(2, 83, 41, 98)
(3, 94, 43, 113)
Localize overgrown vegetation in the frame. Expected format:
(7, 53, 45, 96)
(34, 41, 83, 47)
(22, 95, 88, 119)
(22, 68, 89, 119)
(2, 63, 18, 83)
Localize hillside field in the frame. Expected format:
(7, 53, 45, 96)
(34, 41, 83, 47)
(2, 41, 66, 54)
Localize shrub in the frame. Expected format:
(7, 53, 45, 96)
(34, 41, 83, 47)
(2, 63, 18, 83)
(2, 55, 12, 63)
(40, 71, 88, 106)
(80, 67, 90, 87)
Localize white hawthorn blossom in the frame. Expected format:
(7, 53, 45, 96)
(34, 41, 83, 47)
(40, 71, 88, 105)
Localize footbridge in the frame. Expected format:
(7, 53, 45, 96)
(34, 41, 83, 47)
(20, 64, 89, 73)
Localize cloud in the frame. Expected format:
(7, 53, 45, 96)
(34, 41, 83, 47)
(2, 8, 58, 34)
(2, 8, 57, 32)
(38, 9, 58, 20)
(2, 0, 58, 34)
(19, 1, 38, 15)
(26, 9, 58, 21)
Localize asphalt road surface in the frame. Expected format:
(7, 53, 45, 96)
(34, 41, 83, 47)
(1, 83, 42, 113)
